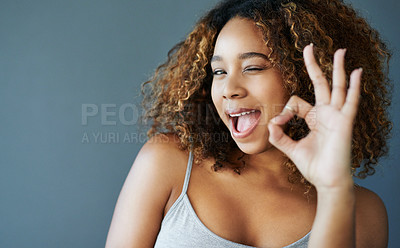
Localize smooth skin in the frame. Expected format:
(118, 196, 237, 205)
(106, 17, 388, 248)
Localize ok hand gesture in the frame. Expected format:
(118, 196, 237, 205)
(268, 44, 362, 190)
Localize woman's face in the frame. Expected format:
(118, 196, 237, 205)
(211, 17, 288, 154)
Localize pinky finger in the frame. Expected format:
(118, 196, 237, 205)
(342, 68, 363, 118)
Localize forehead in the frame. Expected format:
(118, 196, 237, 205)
(213, 17, 267, 56)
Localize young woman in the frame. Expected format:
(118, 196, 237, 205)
(106, 0, 391, 247)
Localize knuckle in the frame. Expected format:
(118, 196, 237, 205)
(289, 95, 300, 102)
(333, 64, 344, 71)
(333, 85, 347, 91)
(345, 99, 359, 106)
(287, 96, 299, 106)
(312, 73, 326, 82)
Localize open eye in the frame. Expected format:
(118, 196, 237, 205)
(213, 69, 226, 76)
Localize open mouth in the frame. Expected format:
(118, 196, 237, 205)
(229, 109, 261, 138)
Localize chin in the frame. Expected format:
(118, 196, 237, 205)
(233, 133, 273, 155)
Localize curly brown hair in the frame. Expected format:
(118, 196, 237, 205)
(141, 0, 392, 184)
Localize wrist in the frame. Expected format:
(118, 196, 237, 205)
(316, 181, 355, 204)
(311, 178, 356, 248)
(315, 175, 354, 194)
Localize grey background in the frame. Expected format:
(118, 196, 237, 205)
(0, 0, 398, 247)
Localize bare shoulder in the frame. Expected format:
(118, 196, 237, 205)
(127, 133, 190, 206)
(106, 133, 189, 248)
(137, 133, 189, 176)
(354, 185, 388, 248)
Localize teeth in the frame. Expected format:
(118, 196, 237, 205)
(229, 110, 256, 117)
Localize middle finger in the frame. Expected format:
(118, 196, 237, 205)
(303, 44, 331, 106)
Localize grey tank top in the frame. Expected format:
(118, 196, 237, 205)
(154, 151, 310, 248)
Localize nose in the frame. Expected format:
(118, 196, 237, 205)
(223, 76, 247, 99)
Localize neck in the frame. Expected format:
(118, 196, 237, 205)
(228, 146, 291, 185)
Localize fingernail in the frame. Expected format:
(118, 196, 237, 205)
(272, 115, 286, 125)
(310, 43, 314, 48)
(271, 116, 280, 125)
(359, 67, 363, 73)
(343, 48, 347, 55)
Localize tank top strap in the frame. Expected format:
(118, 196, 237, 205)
(181, 150, 194, 195)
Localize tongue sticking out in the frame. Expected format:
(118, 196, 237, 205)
(236, 111, 261, 133)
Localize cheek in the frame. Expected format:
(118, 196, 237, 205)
(264, 73, 288, 102)
(211, 82, 226, 120)
(256, 82, 288, 118)
(211, 82, 221, 109)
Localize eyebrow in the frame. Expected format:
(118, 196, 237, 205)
(211, 52, 269, 63)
